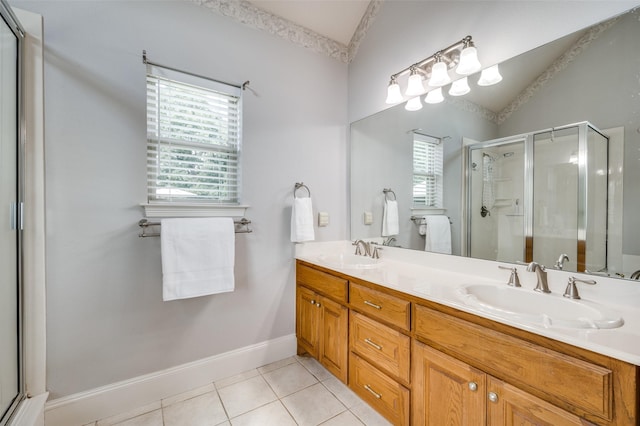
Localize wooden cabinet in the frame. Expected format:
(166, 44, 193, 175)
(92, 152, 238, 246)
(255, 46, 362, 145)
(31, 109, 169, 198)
(296, 263, 348, 383)
(412, 340, 585, 425)
(295, 260, 639, 425)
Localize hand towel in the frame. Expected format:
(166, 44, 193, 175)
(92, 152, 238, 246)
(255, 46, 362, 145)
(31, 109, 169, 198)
(161, 217, 235, 301)
(382, 200, 399, 237)
(424, 215, 451, 254)
(291, 197, 315, 242)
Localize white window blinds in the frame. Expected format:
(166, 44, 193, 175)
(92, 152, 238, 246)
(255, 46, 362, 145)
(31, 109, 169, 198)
(413, 133, 443, 207)
(146, 65, 242, 203)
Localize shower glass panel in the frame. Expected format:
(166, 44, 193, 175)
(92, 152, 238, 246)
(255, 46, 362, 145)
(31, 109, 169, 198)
(468, 139, 526, 263)
(532, 127, 579, 271)
(0, 5, 22, 425)
(467, 122, 608, 273)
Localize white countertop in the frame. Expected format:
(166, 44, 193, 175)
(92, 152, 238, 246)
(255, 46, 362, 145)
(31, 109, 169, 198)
(295, 241, 640, 366)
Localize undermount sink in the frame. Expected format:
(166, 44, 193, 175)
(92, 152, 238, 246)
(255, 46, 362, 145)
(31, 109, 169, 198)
(456, 284, 624, 329)
(317, 253, 383, 270)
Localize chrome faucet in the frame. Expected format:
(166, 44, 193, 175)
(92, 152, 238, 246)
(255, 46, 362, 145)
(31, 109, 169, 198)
(527, 262, 551, 293)
(353, 240, 371, 257)
(554, 253, 570, 270)
(383, 236, 397, 246)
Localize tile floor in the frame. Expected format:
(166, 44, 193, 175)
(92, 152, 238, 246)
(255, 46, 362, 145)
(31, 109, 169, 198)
(84, 355, 392, 426)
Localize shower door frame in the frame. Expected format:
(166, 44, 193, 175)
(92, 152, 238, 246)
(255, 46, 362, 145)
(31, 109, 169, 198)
(0, 2, 25, 425)
(465, 121, 609, 272)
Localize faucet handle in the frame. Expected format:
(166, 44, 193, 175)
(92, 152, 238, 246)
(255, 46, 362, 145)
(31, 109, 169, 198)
(371, 246, 383, 259)
(498, 266, 521, 287)
(563, 276, 597, 300)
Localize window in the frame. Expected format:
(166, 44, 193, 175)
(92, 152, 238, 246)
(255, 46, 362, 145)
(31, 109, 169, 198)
(412, 133, 443, 208)
(146, 65, 242, 204)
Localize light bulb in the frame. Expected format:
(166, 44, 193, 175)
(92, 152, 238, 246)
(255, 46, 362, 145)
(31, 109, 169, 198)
(428, 61, 451, 87)
(385, 79, 403, 104)
(405, 96, 423, 111)
(425, 88, 444, 104)
(406, 70, 425, 96)
(449, 77, 470, 96)
(456, 45, 481, 75)
(478, 64, 503, 86)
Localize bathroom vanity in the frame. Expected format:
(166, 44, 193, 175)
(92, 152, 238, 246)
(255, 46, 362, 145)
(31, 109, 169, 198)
(295, 242, 640, 425)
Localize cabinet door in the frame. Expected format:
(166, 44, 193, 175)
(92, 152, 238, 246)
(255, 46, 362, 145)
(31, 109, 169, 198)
(319, 296, 348, 383)
(296, 286, 320, 357)
(487, 376, 586, 426)
(412, 341, 486, 426)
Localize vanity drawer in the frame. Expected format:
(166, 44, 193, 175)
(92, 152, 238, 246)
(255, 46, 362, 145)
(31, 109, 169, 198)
(349, 283, 410, 330)
(350, 312, 411, 384)
(296, 262, 348, 303)
(414, 304, 613, 420)
(349, 353, 410, 426)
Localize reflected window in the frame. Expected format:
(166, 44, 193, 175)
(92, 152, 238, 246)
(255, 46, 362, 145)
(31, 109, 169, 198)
(412, 133, 443, 208)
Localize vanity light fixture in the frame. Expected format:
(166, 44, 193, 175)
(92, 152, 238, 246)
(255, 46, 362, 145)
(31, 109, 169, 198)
(425, 87, 444, 104)
(449, 77, 471, 96)
(405, 96, 423, 111)
(478, 64, 503, 86)
(385, 35, 497, 109)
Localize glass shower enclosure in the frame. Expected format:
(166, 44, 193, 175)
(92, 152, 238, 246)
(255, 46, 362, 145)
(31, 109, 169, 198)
(466, 122, 608, 273)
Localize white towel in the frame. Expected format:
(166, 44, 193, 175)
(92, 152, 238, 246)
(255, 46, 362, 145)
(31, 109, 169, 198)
(291, 197, 315, 242)
(424, 215, 451, 254)
(161, 218, 235, 301)
(382, 200, 399, 237)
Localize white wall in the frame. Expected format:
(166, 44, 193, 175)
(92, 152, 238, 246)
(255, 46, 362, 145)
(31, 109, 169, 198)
(11, 0, 348, 399)
(348, 1, 639, 122)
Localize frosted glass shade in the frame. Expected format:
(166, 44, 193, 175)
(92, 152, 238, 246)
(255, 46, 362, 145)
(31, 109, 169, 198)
(449, 77, 470, 96)
(478, 64, 503, 86)
(405, 96, 423, 111)
(425, 88, 444, 104)
(406, 72, 426, 96)
(456, 46, 481, 75)
(385, 81, 403, 104)
(428, 62, 451, 87)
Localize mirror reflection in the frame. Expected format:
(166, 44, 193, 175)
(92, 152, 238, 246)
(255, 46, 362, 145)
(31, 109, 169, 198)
(350, 7, 640, 280)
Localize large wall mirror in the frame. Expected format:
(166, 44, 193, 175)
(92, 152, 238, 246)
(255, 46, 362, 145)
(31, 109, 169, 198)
(351, 6, 640, 280)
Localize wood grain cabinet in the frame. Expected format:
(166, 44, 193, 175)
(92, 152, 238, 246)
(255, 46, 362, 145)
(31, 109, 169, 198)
(295, 261, 639, 425)
(296, 263, 348, 383)
(412, 340, 585, 425)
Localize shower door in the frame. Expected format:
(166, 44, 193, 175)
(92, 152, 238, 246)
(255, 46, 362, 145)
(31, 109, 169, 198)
(0, 3, 23, 424)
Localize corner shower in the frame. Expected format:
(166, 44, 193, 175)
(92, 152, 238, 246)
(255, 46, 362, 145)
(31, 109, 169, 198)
(466, 121, 608, 273)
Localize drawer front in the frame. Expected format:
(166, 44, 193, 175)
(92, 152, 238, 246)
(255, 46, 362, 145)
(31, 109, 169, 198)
(297, 262, 348, 303)
(350, 312, 410, 383)
(414, 304, 613, 420)
(349, 353, 410, 426)
(350, 283, 410, 330)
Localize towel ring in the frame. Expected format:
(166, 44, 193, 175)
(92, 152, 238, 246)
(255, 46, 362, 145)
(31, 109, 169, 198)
(294, 182, 311, 198)
(383, 188, 396, 201)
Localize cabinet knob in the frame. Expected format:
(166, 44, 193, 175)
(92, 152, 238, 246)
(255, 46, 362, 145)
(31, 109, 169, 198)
(488, 392, 499, 403)
(468, 382, 478, 392)
(310, 299, 316, 305)
(316, 303, 321, 308)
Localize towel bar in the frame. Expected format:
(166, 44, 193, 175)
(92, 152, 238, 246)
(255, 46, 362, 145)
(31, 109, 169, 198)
(410, 215, 453, 225)
(138, 218, 252, 238)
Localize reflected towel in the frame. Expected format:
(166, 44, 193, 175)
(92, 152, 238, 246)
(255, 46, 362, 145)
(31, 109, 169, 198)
(382, 200, 399, 237)
(424, 215, 451, 254)
(291, 197, 315, 242)
(161, 218, 235, 301)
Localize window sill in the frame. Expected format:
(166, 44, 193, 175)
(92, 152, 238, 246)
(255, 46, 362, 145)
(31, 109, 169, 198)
(140, 203, 250, 218)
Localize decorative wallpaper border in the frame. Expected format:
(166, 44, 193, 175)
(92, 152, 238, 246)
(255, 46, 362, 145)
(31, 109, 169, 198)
(191, 0, 382, 63)
(496, 17, 618, 125)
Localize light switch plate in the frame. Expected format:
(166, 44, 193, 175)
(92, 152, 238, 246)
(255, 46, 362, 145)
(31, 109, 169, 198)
(318, 212, 329, 227)
(363, 211, 373, 225)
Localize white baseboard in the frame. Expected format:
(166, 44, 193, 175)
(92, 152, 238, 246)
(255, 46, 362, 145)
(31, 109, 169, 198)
(9, 393, 48, 426)
(44, 334, 297, 426)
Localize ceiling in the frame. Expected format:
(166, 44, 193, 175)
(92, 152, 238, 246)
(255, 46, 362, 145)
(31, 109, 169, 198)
(247, 0, 371, 45)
